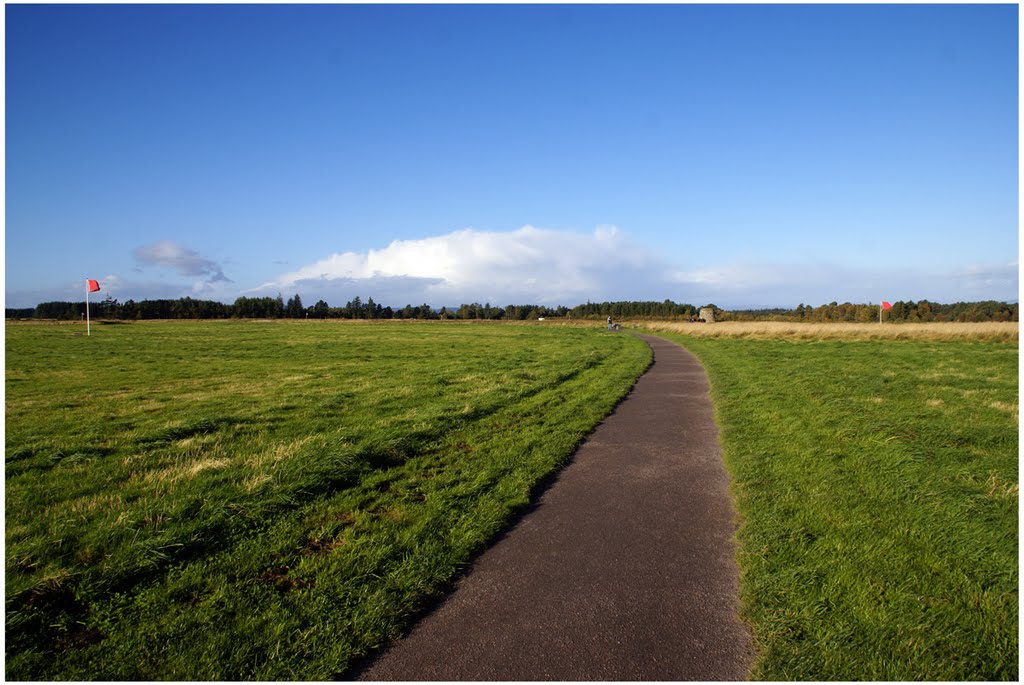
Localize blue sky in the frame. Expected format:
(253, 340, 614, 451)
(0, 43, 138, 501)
(5, 3, 1019, 309)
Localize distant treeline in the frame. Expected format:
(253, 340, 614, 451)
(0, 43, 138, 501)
(5, 295, 568, 322)
(570, 300, 700, 319)
(721, 300, 1018, 323)
(5, 296, 1017, 323)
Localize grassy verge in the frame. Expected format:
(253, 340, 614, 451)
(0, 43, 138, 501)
(647, 327, 1017, 680)
(5, 320, 650, 679)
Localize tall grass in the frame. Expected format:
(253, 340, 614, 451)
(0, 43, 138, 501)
(5, 320, 650, 679)
(637, 320, 1018, 342)
(650, 330, 1018, 680)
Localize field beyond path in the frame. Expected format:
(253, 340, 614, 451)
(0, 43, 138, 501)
(358, 335, 753, 680)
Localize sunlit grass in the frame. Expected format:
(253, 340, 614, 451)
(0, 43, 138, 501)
(651, 330, 1018, 680)
(5, 320, 650, 679)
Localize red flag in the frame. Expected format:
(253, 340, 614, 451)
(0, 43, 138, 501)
(881, 301, 892, 310)
(87, 279, 101, 293)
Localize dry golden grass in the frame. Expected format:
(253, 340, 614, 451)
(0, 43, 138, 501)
(988, 400, 1019, 420)
(632, 320, 1018, 342)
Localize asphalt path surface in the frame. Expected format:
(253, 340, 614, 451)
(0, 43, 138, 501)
(357, 334, 753, 680)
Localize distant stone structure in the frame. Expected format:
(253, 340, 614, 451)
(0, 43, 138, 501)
(698, 307, 715, 323)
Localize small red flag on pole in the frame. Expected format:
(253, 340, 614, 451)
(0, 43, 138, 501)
(879, 300, 892, 323)
(86, 279, 101, 336)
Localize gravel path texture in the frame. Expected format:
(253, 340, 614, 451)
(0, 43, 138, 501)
(357, 334, 754, 680)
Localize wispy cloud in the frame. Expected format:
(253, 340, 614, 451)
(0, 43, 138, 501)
(949, 261, 1019, 294)
(92, 274, 193, 302)
(667, 260, 1019, 307)
(4, 274, 188, 308)
(133, 241, 231, 284)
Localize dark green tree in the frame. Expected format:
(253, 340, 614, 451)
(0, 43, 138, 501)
(310, 300, 330, 319)
(286, 294, 304, 318)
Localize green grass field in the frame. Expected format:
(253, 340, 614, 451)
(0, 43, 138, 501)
(651, 331, 1018, 680)
(5, 320, 651, 679)
(6, 320, 1017, 680)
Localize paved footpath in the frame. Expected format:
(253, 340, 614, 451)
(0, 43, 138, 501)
(357, 334, 753, 681)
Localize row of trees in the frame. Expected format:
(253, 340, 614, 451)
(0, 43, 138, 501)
(15, 297, 234, 321)
(724, 300, 1018, 323)
(450, 302, 571, 320)
(569, 300, 701, 319)
(6, 295, 568, 322)
(6, 296, 1017, 323)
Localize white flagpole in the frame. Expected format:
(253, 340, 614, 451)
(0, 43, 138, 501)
(86, 280, 91, 336)
(879, 301, 882, 324)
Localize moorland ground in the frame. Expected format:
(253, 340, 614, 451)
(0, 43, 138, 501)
(5, 319, 1018, 680)
(5, 320, 650, 679)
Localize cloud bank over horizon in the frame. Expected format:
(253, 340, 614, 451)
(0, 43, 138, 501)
(248, 225, 666, 307)
(246, 225, 1018, 310)
(4, 226, 1018, 310)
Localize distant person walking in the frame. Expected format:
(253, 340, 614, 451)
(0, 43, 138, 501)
(607, 316, 613, 331)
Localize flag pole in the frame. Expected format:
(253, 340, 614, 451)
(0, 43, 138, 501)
(879, 301, 882, 324)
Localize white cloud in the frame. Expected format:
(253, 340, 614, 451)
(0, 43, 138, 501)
(251, 225, 661, 306)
